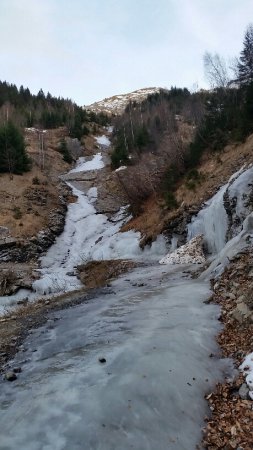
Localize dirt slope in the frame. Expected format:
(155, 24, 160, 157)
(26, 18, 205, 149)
(122, 134, 253, 242)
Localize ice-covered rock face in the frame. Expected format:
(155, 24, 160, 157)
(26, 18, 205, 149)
(188, 166, 253, 255)
(240, 352, 253, 400)
(160, 235, 205, 265)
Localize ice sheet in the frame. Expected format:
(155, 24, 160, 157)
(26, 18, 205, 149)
(95, 135, 111, 147)
(69, 153, 104, 173)
(240, 352, 253, 397)
(0, 265, 233, 450)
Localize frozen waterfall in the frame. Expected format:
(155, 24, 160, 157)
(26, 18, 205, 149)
(187, 165, 253, 255)
(187, 183, 228, 254)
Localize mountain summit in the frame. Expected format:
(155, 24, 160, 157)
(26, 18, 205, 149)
(85, 87, 163, 115)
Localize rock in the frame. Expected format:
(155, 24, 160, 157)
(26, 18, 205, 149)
(13, 367, 22, 374)
(231, 302, 252, 323)
(4, 371, 17, 382)
(226, 293, 236, 300)
(98, 357, 107, 364)
(17, 298, 29, 305)
(0, 226, 10, 237)
(236, 294, 246, 303)
(238, 383, 249, 400)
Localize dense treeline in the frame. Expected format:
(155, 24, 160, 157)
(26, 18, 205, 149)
(186, 83, 253, 169)
(0, 81, 109, 135)
(0, 121, 31, 175)
(0, 81, 109, 175)
(111, 87, 205, 169)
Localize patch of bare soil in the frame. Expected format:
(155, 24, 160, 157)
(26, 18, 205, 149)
(0, 127, 71, 239)
(121, 196, 164, 242)
(202, 250, 253, 449)
(77, 259, 137, 288)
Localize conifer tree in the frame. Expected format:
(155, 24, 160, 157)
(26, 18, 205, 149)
(0, 122, 30, 175)
(237, 24, 253, 85)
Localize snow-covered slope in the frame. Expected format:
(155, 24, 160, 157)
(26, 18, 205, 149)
(85, 87, 163, 115)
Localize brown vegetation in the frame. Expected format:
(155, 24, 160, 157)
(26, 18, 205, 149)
(77, 259, 136, 288)
(122, 132, 253, 243)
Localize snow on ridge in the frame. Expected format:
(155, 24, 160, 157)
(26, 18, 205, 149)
(85, 87, 163, 115)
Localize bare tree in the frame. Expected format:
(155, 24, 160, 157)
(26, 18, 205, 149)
(203, 52, 230, 88)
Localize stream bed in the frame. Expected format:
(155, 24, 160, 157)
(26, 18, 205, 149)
(2, 140, 253, 449)
(0, 264, 232, 450)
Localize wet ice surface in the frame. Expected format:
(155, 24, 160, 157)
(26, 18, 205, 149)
(95, 135, 111, 147)
(0, 150, 166, 312)
(187, 183, 228, 254)
(0, 265, 232, 450)
(68, 153, 105, 173)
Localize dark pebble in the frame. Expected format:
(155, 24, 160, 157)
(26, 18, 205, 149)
(99, 357, 106, 364)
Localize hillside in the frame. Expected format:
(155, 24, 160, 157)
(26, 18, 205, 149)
(85, 87, 162, 115)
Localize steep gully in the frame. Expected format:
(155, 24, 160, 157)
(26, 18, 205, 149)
(1, 136, 253, 449)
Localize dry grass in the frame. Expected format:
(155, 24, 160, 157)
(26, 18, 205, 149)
(0, 128, 72, 239)
(77, 259, 136, 288)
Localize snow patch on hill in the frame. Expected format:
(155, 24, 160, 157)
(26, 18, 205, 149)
(85, 87, 163, 115)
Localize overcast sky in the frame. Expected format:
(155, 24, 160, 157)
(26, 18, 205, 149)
(0, 0, 252, 105)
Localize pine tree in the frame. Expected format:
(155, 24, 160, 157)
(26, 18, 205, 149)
(237, 24, 253, 85)
(0, 122, 31, 175)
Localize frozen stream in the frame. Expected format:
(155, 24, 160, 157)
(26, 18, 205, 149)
(0, 264, 231, 450)
(4, 140, 252, 449)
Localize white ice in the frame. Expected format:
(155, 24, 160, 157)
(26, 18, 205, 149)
(69, 153, 104, 173)
(31, 181, 166, 297)
(95, 135, 111, 147)
(115, 166, 127, 172)
(227, 165, 253, 231)
(0, 151, 166, 311)
(240, 352, 253, 398)
(187, 183, 228, 254)
(187, 165, 253, 255)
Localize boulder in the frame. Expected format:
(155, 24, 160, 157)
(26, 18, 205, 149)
(4, 371, 17, 382)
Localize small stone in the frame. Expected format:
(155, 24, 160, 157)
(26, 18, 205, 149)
(13, 367, 22, 374)
(226, 293, 236, 300)
(4, 371, 17, 382)
(238, 383, 249, 400)
(236, 295, 246, 303)
(99, 357, 106, 364)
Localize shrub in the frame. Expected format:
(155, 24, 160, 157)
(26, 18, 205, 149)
(58, 139, 73, 164)
(164, 192, 178, 210)
(13, 206, 22, 220)
(32, 176, 40, 185)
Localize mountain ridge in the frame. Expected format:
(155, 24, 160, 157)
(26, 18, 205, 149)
(85, 87, 165, 115)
